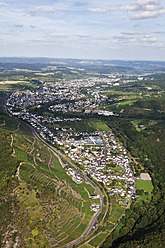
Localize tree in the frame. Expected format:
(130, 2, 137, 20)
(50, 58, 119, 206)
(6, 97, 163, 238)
(126, 218, 135, 230)
(137, 216, 148, 228)
(120, 226, 129, 236)
(130, 211, 139, 221)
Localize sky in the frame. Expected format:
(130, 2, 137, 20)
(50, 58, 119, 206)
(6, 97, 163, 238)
(0, 0, 165, 61)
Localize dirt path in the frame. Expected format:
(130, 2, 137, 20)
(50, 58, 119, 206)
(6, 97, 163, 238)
(33, 157, 38, 167)
(55, 153, 65, 168)
(16, 161, 36, 180)
(10, 135, 16, 156)
(12, 148, 15, 157)
(10, 135, 14, 147)
(16, 162, 22, 180)
(116, 102, 120, 109)
(13, 123, 21, 133)
(0, 120, 5, 126)
(29, 139, 35, 154)
(25, 137, 33, 143)
(48, 149, 53, 172)
(59, 180, 67, 195)
(84, 187, 91, 198)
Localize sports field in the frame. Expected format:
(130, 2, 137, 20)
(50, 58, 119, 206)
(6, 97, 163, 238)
(136, 179, 153, 193)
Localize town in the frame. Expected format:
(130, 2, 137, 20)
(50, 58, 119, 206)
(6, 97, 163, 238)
(5, 76, 138, 208)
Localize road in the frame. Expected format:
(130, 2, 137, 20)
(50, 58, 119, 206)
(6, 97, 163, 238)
(3, 93, 108, 248)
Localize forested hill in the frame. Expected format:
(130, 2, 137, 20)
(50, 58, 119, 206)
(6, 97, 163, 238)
(100, 79, 165, 248)
(100, 117, 165, 248)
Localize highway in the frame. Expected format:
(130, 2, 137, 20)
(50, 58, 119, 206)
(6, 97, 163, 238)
(3, 94, 108, 248)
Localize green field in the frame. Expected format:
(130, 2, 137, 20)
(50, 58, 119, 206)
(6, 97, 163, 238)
(136, 179, 153, 193)
(88, 119, 110, 131)
(118, 100, 137, 106)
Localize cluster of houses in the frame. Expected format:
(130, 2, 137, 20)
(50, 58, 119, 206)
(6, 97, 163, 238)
(6, 76, 118, 117)
(90, 203, 100, 212)
(85, 109, 114, 116)
(61, 131, 135, 201)
(66, 168, 84, 184)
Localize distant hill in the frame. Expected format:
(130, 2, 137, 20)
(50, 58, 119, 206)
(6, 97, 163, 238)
(0, 57, 165, 72)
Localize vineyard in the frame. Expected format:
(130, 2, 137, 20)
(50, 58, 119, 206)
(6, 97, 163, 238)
(9, 127, 98, 247)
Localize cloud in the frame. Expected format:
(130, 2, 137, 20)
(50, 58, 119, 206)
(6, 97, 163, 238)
(153, 31, 165, 34)
(137, 0, 160, 5)
(39, 7, 55, 14)
(27, 6, 55, 16)
(122, 0, 162, 12)
(112, 32, 161, 47)
(133, 23, 141, 27)
(76, 34, 90, 38)
(121, 31, 143, 36)
(143, 42, 163, 47)
(121, 0, 165, 20)
(49, 33, 67, 38)
(95, 37, 109, 41)
(113, 34, 137, 43)
(0, 3, 5, 8)
(142, 35, 158, 42)
(88, 8, 113, 13)
(131, 9, 165, 19)
(14, 24, 24, 28)
(29, 25, 36, 29)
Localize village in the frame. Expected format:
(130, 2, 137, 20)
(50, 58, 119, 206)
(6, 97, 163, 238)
(5, 75, 141, 211)
(5, 72, 147, 117)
